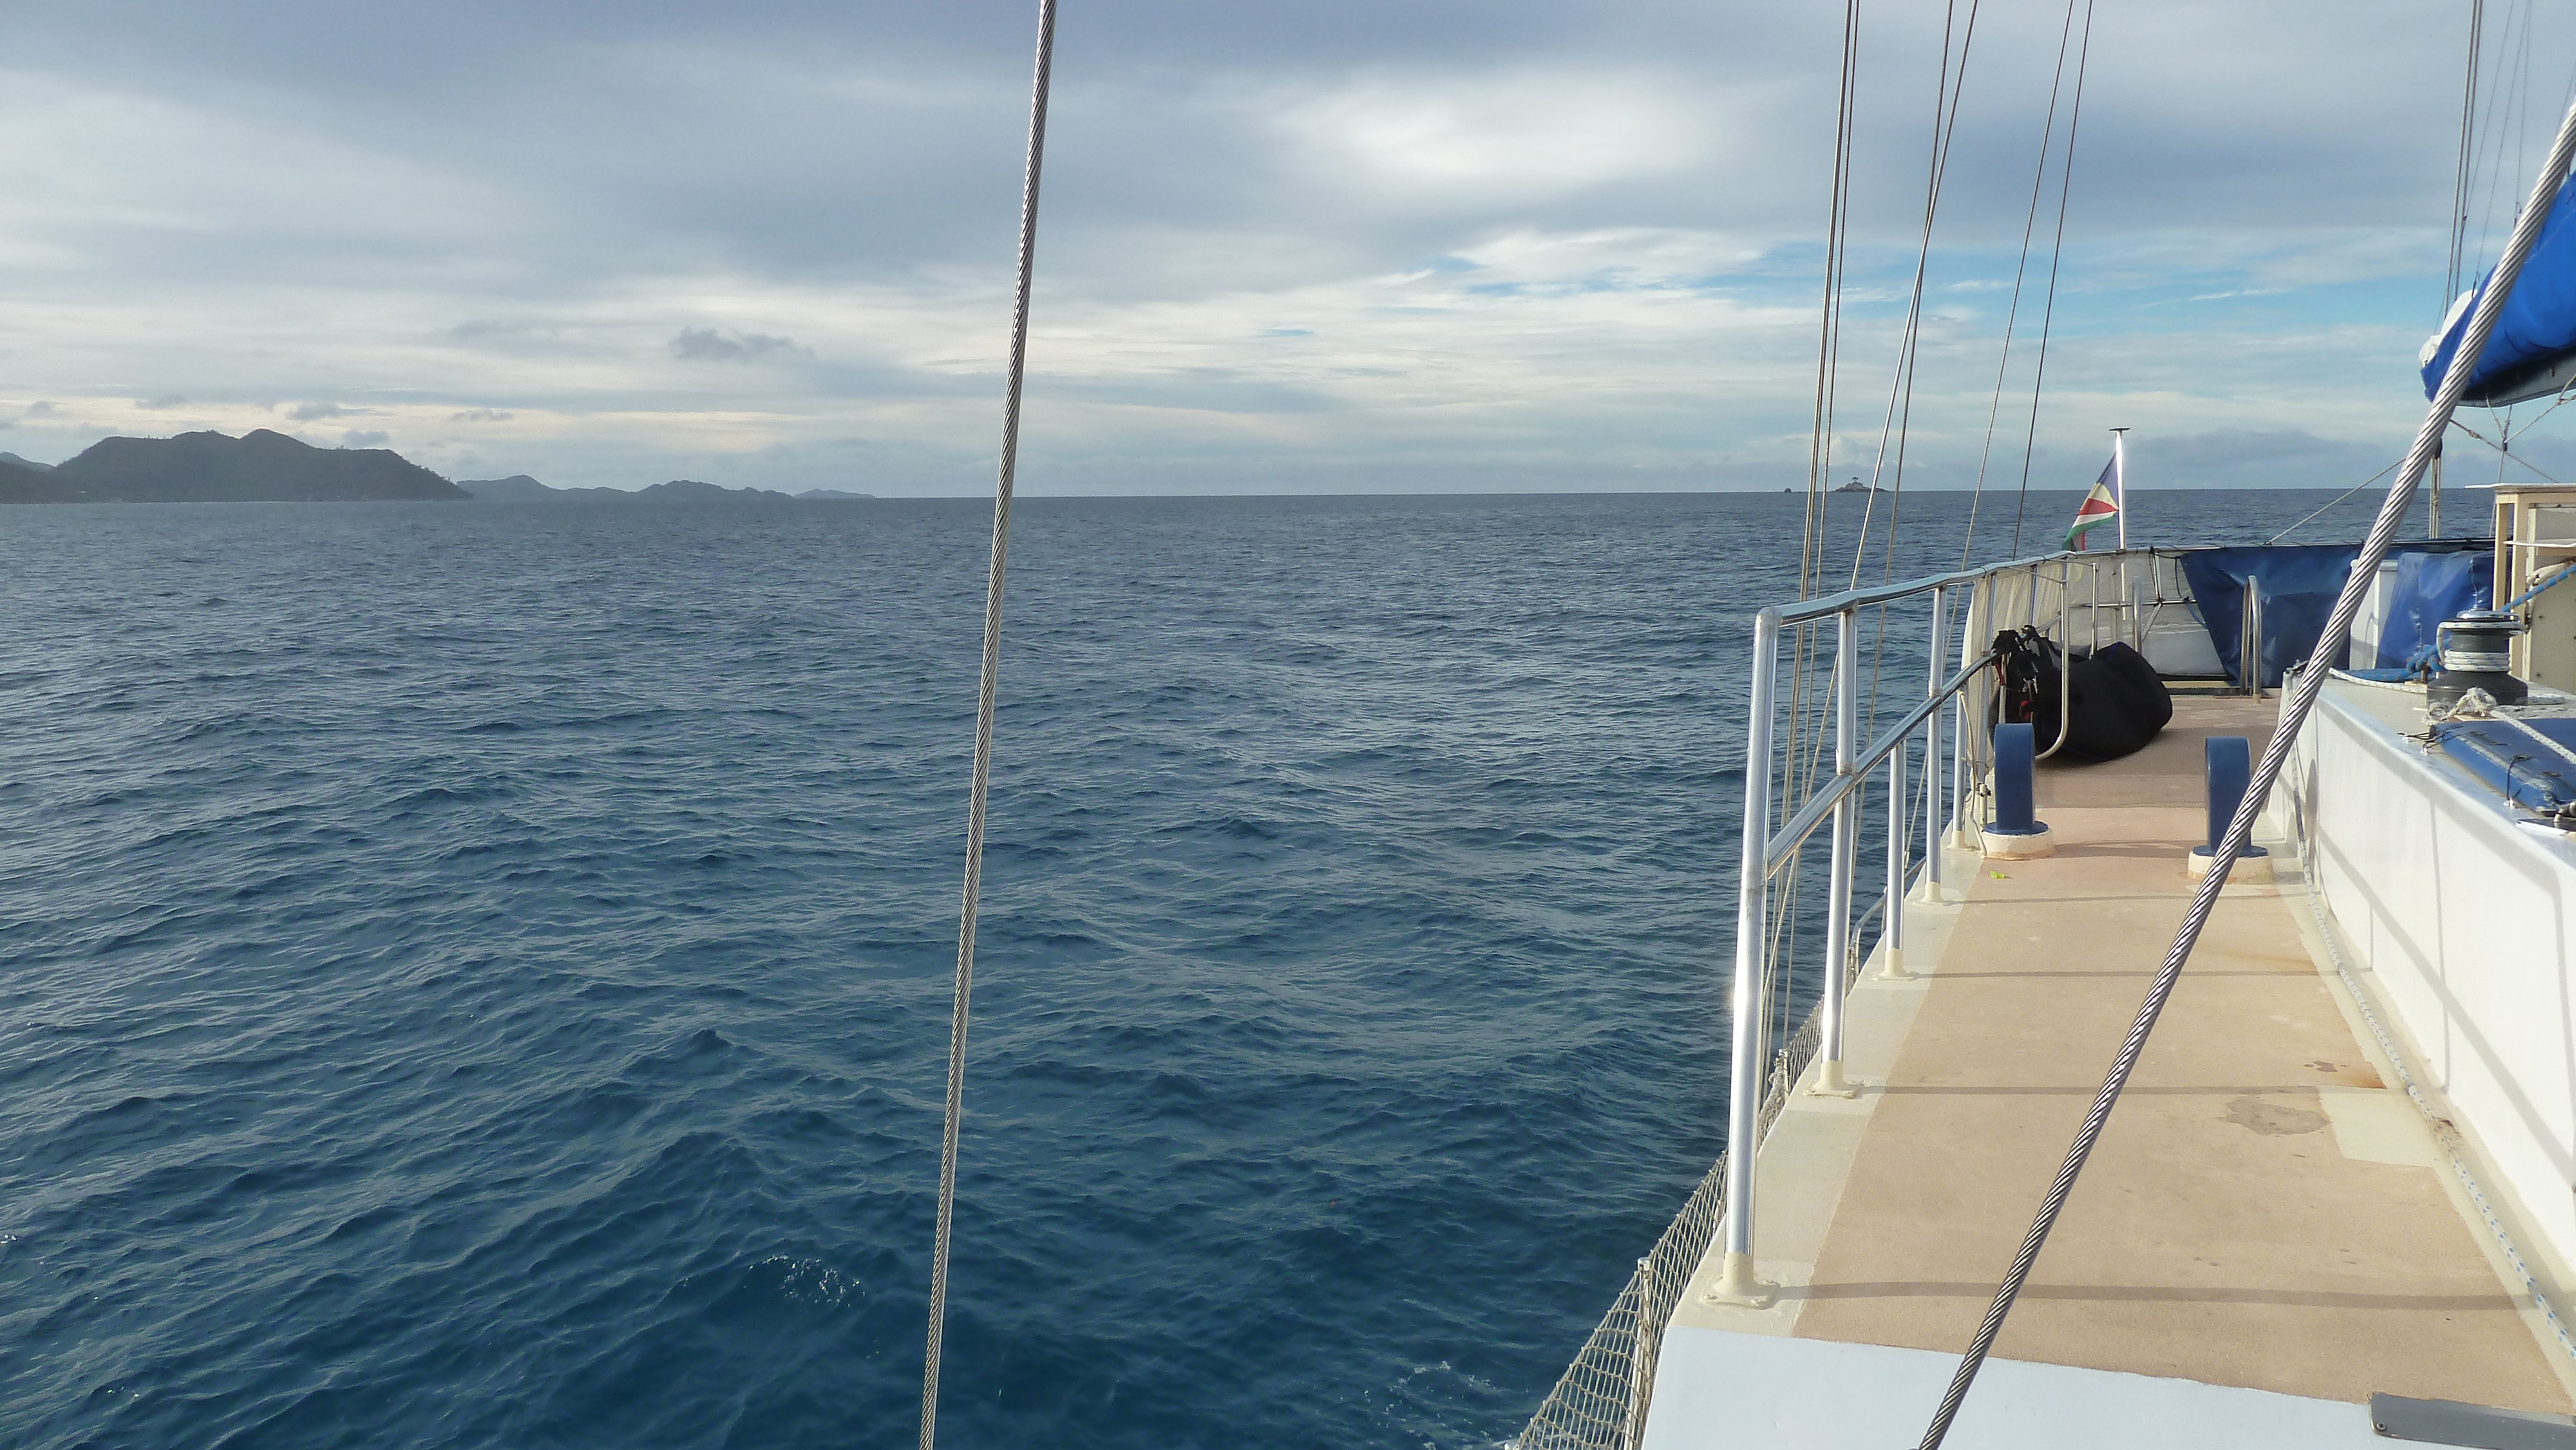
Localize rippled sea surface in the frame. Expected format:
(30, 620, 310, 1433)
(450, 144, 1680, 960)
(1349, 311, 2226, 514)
(0, 488, 2429, 1448)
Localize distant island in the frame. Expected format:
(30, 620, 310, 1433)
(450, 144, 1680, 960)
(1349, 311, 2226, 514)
(460, 475, 876, 502)
(0, 431, 877, 505)
(0, 429, 466, 504)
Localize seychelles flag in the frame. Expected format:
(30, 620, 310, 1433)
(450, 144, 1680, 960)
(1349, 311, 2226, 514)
(2064, 457, 2120, 550)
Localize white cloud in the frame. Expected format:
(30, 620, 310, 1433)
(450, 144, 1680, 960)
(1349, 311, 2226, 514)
(0, 3, 2569, 492)
(1275, 70, 1710, 198)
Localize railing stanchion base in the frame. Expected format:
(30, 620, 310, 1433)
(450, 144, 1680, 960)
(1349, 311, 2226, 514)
(1704, 1251, 1777, 1308)
(1810, 1059, 1858, 1098)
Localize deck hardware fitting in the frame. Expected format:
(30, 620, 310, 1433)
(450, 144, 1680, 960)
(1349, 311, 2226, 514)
(2369, 1390, 2576, 1448)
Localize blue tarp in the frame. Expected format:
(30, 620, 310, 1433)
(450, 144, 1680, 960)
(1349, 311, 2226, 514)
(2182, 542, 2489, 687)
(2376, 549, 2493, 668)
(2431, 717, 2576, 813)
(2421, 173, 2576, 403)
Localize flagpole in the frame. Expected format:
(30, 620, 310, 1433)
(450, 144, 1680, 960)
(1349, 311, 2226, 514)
(2110, 428, 2129, 549)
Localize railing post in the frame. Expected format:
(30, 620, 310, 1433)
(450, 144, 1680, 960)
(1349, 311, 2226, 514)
(2088, 556, 2103, 655)
(1947, 582, 1968, 850)
(1921, 586, 1946, 902)
(1712, 608, 1780, 1306)
(2119, 554, 2137, 650)
(1879, 704, 1911, 981)
(2036, 560, 2076, 761)
(1815, 609, 1859, 1098)
(2242, 574, 2266, 699)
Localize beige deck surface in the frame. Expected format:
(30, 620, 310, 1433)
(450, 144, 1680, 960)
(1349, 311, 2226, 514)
(1785, 697, 2573, 1412)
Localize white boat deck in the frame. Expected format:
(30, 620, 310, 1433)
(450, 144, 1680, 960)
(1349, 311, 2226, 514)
(1647, 695, 2576, 1447)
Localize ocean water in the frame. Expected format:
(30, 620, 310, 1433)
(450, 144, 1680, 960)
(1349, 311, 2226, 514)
(0, 487, 2440, 1449)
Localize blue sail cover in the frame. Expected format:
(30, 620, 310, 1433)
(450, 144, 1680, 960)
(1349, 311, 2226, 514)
(2421, 173, 2576, 404)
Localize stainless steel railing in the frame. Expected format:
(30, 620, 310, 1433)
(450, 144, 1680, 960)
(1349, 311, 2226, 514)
(1517, 544, 2204, 1450)
(1723, 547, 2202, 1290)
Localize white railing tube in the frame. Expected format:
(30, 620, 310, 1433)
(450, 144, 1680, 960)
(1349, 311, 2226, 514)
(1951, 580, 1978, 849)
(1714, 608, 1781, 1304)
(1882, 711, 1909, 981)
(1816, 608, 1860, 1098)
(2088, 557, 2103, 655)
(1760, 652, 1998, 876)
(1780, 547, 2076, 625)
(1922, 587, 1947, 902)
(2034, 560, 2077, 762)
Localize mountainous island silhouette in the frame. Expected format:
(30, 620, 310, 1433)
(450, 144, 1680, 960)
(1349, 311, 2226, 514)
(0, 430, 874, 504)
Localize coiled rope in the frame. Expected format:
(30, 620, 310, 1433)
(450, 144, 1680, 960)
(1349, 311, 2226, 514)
(920, 3, 1058, 1446)
(1915, 86, 2576, 1450)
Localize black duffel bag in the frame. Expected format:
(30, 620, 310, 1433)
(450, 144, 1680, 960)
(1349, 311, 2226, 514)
(1992, 627, 2172, 764)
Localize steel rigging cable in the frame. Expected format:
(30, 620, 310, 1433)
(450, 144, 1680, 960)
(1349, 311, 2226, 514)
(919, 1, 1058, 1445)
(1848, 0, 1981, 594)
(1961, 0, 2085, 569)
(2005, 0, 2095, 557)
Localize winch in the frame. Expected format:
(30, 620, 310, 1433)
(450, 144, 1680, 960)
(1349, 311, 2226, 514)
(2428, 608, 2529, 708)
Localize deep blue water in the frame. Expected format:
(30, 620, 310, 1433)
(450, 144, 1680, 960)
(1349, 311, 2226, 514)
(0, 487, 2439, 1449)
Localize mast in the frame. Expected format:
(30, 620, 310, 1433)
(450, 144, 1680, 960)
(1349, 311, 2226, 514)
(2432, 442, 2445, 538)
(2110, 427, 2128, 548)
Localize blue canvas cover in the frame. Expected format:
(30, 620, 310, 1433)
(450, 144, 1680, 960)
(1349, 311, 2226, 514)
(2430, 716, 2576, 813)
(2421, 172, 2576, 403)
(2184, 545, 2364, 688)
(2183, 542, 2488, 687)
(2374, 548, 2493, 668)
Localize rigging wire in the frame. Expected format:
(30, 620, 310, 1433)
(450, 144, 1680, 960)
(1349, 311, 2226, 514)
(2468, 0, 2535, 272)
(1849, 0, 1982, 744)
(919, 1, 1057, 1445)
(1960, 0, 2085, 568)
(1866, 0, 1985, 591)
(1848, 0, 1982, 593)
(2450, 413, 2568, 484)
(2449, 0, 2486, 305)
(2263, 460, 2401, 545)
(2005, 0, 2098, 556)
(1803, 0, 1864, 604)
(2435, 0, 2486, 540)
(1763, 0, 1870, 1095)
(1781, 0, 1867, 988)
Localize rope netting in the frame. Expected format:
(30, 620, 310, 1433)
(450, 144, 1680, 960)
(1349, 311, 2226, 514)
(1511, 945, 1855, 1450)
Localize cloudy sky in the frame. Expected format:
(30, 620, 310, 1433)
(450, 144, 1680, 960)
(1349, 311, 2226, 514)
(4, 0, 2574, 494)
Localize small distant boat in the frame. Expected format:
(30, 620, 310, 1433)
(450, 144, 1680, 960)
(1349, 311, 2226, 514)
(1830, 477, 1882, 495)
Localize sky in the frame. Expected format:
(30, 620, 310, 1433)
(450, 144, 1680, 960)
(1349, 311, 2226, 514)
(5, 0, 2576, 496)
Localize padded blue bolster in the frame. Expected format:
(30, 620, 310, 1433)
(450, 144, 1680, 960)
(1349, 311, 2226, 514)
(2431, 718, 2576, 812)
(2206, 736, 2251, 854)
(1994, 722, 2036, 833)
